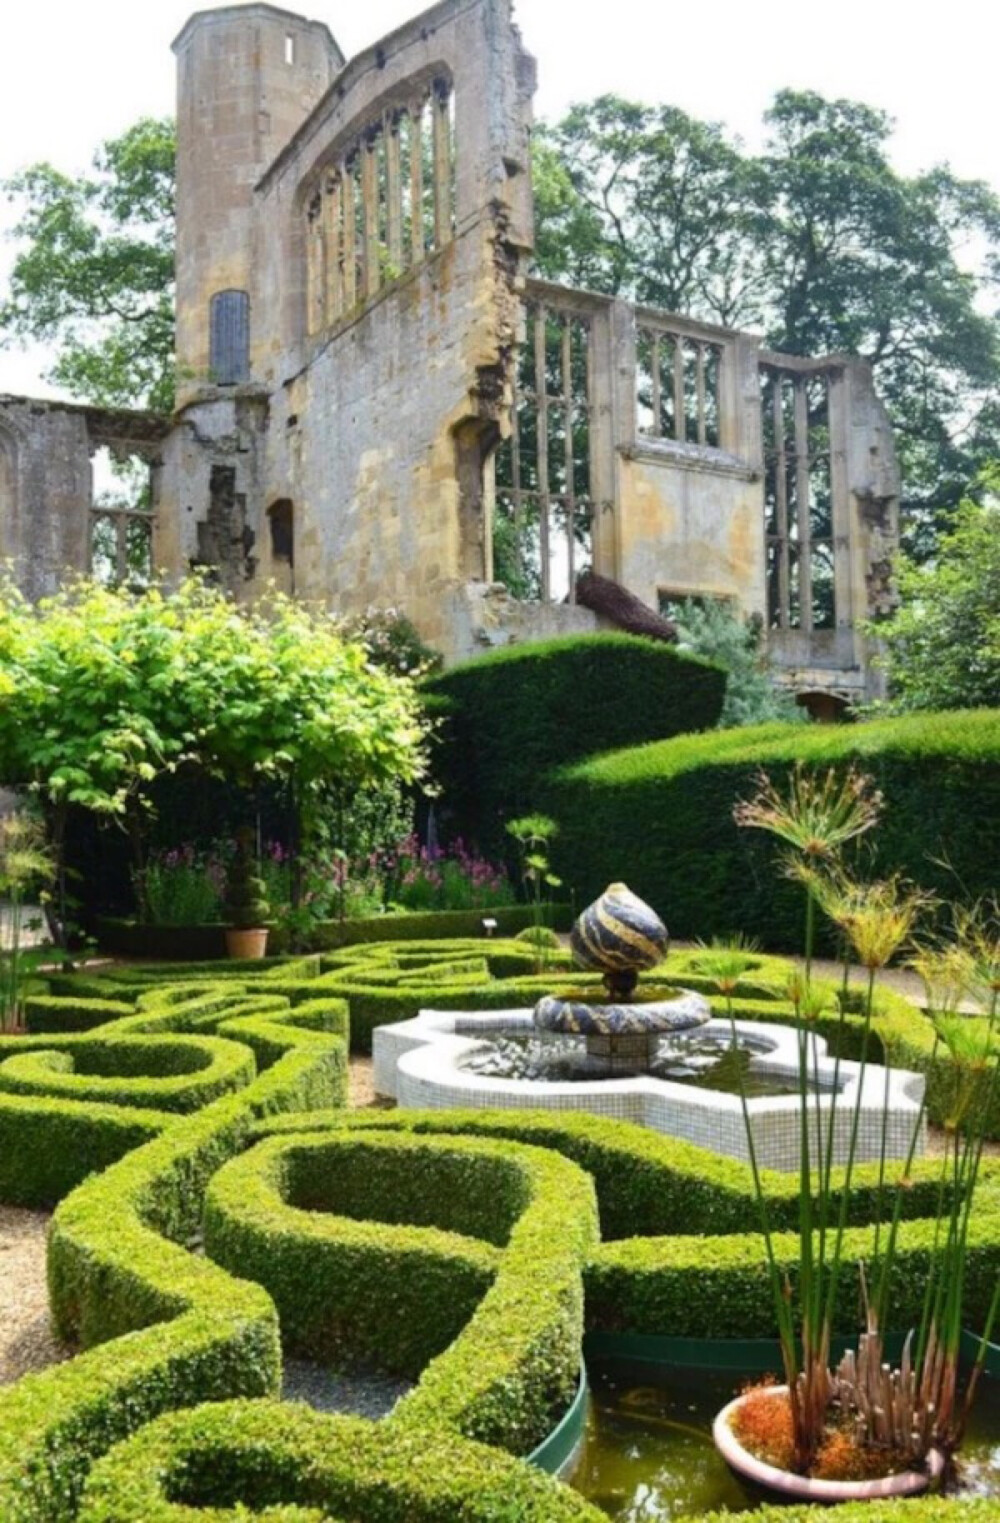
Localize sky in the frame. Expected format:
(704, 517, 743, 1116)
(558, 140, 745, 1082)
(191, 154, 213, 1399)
(1, 0, 998, 399)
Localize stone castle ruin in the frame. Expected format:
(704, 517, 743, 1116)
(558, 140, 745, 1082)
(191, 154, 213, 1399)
(0, 0, 900, 712)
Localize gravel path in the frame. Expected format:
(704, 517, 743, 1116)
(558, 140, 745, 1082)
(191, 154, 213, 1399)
(283, 1359, 411, 1419)
(0, 1206, 70, 1385)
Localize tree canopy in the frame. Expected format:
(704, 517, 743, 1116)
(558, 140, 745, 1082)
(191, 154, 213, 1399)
(0, 117, 175, 411)
(872, 469, 1000, 713)
(0, 575, 428, 932)
(535, 91, 1000, 556)
(3, 92, 998, 554)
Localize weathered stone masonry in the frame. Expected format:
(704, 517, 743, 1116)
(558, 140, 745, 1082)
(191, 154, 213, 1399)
(1, 0, 899, 710)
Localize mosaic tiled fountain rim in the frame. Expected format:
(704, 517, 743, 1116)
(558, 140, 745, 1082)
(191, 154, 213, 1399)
(373, 1011, 927, 1172)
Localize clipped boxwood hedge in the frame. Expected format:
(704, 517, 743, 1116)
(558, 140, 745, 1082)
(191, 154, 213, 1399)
(547, 709, 1000, 950)
(78, 1400, 603, 1522)
(6, 943, 1000, 1520)
(0, 985, 348, 1520)
(425, 632, 726, 852)
(205, 1127, 598, 1454)
(96, 905, 574, 959)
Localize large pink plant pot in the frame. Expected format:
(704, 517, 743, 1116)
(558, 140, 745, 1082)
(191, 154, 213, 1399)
(714, 1388, 945, 1503)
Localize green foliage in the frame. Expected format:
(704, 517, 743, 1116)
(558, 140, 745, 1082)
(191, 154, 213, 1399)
(547, 712, 1000, 951)
(874, 478, 1000, 712)
(426, 634, 726, 855)
(535, 92, 1000, 554)
(0, 809, 54, 1027)
(0, 118, 176, 411)
(0, 575, 427, 938)
(671, 600, 802, 727)
(79, 1401, 602, 1523)
(515, 925, 562, 949)
(342, 607, 444, 677)
(205, 1128, 597, 1451)
(223, 829, 270, 931)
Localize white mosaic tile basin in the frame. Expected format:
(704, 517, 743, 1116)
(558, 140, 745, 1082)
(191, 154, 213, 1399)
(373, 1010, 926, 1172)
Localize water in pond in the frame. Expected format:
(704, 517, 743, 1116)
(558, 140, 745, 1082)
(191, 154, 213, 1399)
(572, 1361, 1000, 1520)
(459, 1030, 810, 1097)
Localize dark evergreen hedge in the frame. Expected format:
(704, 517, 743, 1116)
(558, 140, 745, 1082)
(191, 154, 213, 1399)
(425, 634, 726, 852)
(546, 711, 1000, 952)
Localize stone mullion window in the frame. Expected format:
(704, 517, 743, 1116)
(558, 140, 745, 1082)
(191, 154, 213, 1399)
(360, 128, 381, 301)
(493, 300, 594, 604)
(305, 194, 324, 336)
(762, 366, 836, 633)
(432, 80, 454, 248)
(636, 322, 722, 448)
(325, 174, 343, 320)
(407, 96, 427, 266)
(385, 112, 405, 275)
(302, 78, 456, 336)
(89, 507, 153, 588)
(341, 159, 359, 311)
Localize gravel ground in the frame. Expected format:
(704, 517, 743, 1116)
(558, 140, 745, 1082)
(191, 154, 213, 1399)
(283, 1358, 411, 1418)
(0, 1206, 70, 1385)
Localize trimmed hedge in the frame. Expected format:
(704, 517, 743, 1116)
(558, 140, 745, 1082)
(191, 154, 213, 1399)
(548, 709, 1000, 950)
(23, 996, 134, 1034)
(205, 1128, 598, 1452)
(702, 1503, 1000, 1523)
(79, 1400, 602, 1522)
(6, 946, 1000, 1519)
(0, 1033, 256, 1113)
(96, 905, 574, 958)
(0, 986, 348, 1520)
(425, 632, 726, 852)
(252, 1107, 1000, 1346)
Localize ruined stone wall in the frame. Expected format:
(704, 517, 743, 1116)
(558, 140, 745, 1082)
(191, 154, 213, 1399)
(159, 0, 535, 654)
(608, 307, 767, 619)
(172, 4, 343, 400)
(0, 397, 92, 599)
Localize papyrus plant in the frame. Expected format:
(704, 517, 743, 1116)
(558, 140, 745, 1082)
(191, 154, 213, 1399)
(728, 765, 969, 1473)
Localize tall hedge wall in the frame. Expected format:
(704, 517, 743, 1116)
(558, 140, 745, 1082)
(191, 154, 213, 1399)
(546, 710, 1000, 951)
(425, 634, 726, 852)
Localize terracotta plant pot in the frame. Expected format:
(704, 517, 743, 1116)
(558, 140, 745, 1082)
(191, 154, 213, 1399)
(225, 927, 269, 961)
(713, 1388, 945, 1503)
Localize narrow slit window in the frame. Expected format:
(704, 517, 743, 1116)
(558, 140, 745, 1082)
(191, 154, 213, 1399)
(209, 290, 250, 385)
(285, 34, 295, 65)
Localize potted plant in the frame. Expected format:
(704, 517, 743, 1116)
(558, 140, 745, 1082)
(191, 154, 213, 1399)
(704, 765, 999, 1500)
(223, 827, 271, 960)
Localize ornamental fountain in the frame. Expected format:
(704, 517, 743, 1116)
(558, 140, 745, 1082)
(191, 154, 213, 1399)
(373, 885, 926, 1171)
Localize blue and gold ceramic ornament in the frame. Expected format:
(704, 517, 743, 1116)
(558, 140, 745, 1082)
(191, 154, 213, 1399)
(570, 882, 667, 997)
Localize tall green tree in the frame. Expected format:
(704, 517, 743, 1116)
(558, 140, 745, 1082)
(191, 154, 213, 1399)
(0, 575, 428, 937)
(535, 92, 1000, 555)
(0, 117, 175, 411)
(872, 469, 1000, 712)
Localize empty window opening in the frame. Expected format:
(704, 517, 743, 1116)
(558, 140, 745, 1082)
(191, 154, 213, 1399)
(89, 446, 154, 589)
(285, 34, 295, 65)
(304, 76, 456, 336)
(637, 327, 721, 449)
(209, 290, 250, 386)
(268, 499, 294, 565)
(761, 367, 835, 633)
(493, 299, 593, 603)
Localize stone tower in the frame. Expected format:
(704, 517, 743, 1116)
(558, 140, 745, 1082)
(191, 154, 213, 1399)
(172, 5, 343, 403)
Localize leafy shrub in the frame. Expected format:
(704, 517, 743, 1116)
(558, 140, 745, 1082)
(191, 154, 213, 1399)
(425, 633, 726, 853)
(670, 599, 803, 727)
(547, 710, 1000, 950)
(79, 1400, 601, 1523)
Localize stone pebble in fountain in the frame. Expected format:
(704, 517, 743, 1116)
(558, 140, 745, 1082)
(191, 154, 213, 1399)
(533, 883, 710, 1072)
